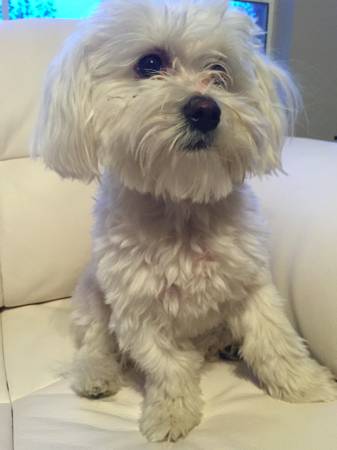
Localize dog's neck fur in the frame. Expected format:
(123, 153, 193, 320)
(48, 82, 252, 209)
(96, 172, 248, 238)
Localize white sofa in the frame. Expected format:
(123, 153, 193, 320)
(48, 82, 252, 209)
(1, 19, 337, 450)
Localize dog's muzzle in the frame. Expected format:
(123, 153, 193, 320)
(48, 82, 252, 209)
(183, 95, 221, 134)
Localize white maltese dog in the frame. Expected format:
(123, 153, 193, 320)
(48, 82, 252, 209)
(33, 0, 337, 442)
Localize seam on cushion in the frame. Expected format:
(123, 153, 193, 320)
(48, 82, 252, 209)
(4, 296, 71, 310)
(0, 314, 14, 450)
(0, 155, 30, 163)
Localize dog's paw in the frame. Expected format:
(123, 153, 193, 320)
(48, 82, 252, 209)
(276, 379, 337, 404)
(71, 376, 120, 399)
(70, 356, 121, 399)
(266, 361, 337, 403)
(139, 395, 202, 442)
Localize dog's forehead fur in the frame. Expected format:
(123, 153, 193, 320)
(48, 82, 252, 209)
(87, 0, 258, 75)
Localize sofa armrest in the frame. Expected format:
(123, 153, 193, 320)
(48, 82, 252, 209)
(251, 137, 337, 376)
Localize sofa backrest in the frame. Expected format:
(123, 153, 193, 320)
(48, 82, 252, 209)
(0, 19, 95, 308)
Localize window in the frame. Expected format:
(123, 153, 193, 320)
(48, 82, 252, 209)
(0, 0, 100, 19)
(0, 0, 272, 52)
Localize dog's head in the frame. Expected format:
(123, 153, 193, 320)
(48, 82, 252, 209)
(33, 0, 299, 203)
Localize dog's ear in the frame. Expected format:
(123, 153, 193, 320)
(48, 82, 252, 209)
(252, 54, 300, 172)
(32, 32, 99, 181)
(226, 8, 300, 173)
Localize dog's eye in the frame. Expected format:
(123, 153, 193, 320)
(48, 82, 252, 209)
(209, 64, 226, 72)
(206, 63, 232, 89)
(136, 54, 164, 78)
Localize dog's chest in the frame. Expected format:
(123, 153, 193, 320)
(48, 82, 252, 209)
(95, 186, 266, 339)
(149, 233, 255, 336)
(99, 223, 260, 339)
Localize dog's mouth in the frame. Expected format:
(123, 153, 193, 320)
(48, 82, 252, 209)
(182, 131, 215, 152)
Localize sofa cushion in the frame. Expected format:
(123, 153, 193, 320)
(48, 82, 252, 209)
(0, 19, 78, 162)
(0, 317, 13, 450)
(2, 299, 337, 450)
(251, 137, 337, 376)
(2, 300, 73, 401)
(0, 158, 95, 307)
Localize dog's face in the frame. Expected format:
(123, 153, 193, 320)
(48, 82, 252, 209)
(34, 0, 298, 203)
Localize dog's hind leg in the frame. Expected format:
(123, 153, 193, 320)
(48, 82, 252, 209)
(69, 264, 122, 398)
(193, 324, 238, 362)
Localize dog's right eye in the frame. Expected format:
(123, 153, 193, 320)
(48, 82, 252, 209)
(136, 54, 164, 78)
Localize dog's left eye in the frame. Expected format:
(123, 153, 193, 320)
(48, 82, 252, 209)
(136, 54, 164, 78)
(206, 63, 232, 89)
(209, 64, 226, 72)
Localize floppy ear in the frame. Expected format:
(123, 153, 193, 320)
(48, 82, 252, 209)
(226, 7, 301, 173)
(32, 31, 99, 181)
(253, 53, 301, 173)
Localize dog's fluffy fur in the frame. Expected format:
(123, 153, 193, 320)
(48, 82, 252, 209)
(33, 0, 337, 442)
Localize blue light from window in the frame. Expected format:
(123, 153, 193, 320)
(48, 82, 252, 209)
(231, 1, 256, 17)
(230, 1, 269, 32)
(52, 0, 100, 18)
(7, 0, 269, 36)
(8, 0, 100, 19)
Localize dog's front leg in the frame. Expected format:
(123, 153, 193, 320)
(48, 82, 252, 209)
(69, 266, 123, 399)
(229, 283, 337, 402)
(70, 321, 122, 399)
(117, 321, 204, 442)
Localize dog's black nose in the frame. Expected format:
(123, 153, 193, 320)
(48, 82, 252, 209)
(183, 95, 221, 133)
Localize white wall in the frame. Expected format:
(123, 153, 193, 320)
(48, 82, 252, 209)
(273, 0, 337, 142)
